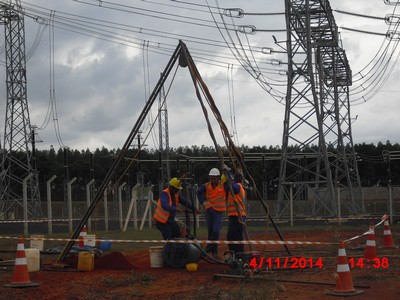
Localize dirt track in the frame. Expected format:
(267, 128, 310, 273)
(0, 228, 399, 300)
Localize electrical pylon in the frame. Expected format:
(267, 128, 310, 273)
(0, 1, 42, 218)
(158, 77, 170, 192)
(276, 0, 365, 217)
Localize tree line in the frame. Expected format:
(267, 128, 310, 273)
(33, 141, 400, 201)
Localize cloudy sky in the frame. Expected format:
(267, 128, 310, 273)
(0, 0, 399, 152)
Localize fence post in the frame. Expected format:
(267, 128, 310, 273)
(123, 183, 141, 232)
(118, 182, 127, 230)
(289, 183, 294, 227)
(86, 179, 95, 232)
(47, 175, 57, 234)
(67, 177, 77, 234)
(23, 173, 34, 235)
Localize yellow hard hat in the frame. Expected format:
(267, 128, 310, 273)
(169, 178, 183, 190)
(186, 262, 198, 272)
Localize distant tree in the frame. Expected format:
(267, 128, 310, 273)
(33, 141, 400, 201)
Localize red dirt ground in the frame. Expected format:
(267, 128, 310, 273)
(0, 229, 399, 300)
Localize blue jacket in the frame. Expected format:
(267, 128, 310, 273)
(159, 188, 194, 222)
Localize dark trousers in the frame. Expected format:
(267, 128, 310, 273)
(155, 220, 181, 240)
(205, 208, 223, 255)
(227, 216, 244, 254)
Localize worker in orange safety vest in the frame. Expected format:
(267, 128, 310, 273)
(154, 178, 199, 240)
(196, 165, 240, 258)
(226, 178, 248, 254)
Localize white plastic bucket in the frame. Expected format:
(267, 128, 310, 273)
(149, 246, 163, 268)
(30, 234, 44, 251)
(83, 234, 96, 247)
(25, 248, 40, 272)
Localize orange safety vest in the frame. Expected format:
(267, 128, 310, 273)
(204, 181, 226, 212)
(227, 183, 246, 217)
(153, 188, 179, 223)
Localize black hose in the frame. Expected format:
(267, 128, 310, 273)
(186, 236, 228, 265)
(188, 185, 197, 237)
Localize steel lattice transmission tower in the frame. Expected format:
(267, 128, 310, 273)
(276, 0, 365, 217)
(158, 78, 170, 192)
(0, 1, 42, 218)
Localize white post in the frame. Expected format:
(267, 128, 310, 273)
(140, 185, 153, 230)
(148, 187, 153, 229)
(46, 175, 57, 234)
(67, 177, 77, 234)
(118, 182, 127, 230)
(289, 183, 293, 227)
(337, 183, 341, 226)
(0, 171, 5, 220)
(123, 183, 141, 232)
(23, 173, 33, 235)
(388, 183, 393, 225)
(194, 183, 200, 229)
(133, 187, 138, 230)
(86, 179, 95, 232)
(104, 187, 109, 232)
(140, 197, 150, 231)
(196, 197, 200, 229)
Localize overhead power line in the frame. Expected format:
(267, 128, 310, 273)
(11, 0, 400, 108)
(17, 0, 286, 76)
(334, 9, 387, 21)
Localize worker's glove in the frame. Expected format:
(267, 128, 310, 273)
(222, 164, 231, 171)
(242, 179, 250, 189)
(220, 174, 227, 184)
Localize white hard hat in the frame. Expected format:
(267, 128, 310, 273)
(209, 168, 220, 176)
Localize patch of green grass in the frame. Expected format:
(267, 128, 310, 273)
(0, 223, 387, 253)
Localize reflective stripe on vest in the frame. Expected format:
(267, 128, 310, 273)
(227, 184, 246, 217)
(205, 181, 226, 211)
(154, 188, 179, 223)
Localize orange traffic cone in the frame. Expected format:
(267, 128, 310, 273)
(383, 219, 395, 248)
(4, 236, 39, 288)
(325, 241, 363, 296)
(78, 225, 87, 248)
(364, 223, 377, 259)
